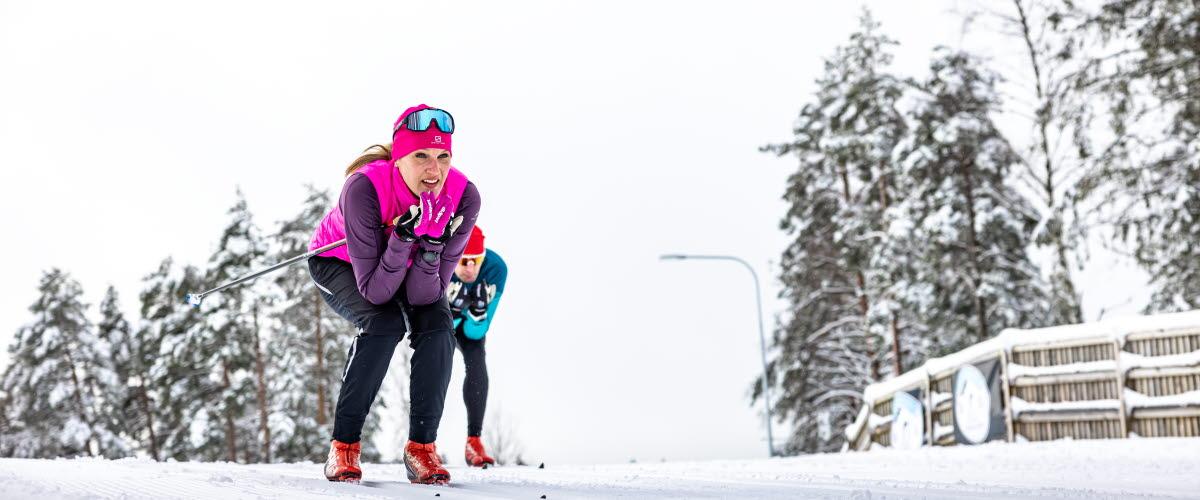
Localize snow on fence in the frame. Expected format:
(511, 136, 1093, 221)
(844, 310, 1200, 451)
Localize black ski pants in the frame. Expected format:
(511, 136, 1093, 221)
(309, 256, 455, 445)
(454, 326, 488, 437)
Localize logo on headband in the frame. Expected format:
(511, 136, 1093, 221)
(432, 136, 444, 145)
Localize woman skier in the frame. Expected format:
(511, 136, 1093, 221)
(307, 104, 479, 485)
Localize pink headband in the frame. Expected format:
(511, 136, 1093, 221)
(391, 104, 453, 160)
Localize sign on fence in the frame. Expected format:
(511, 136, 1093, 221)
(953, 358, 1005, 444)
(890, 390, 925, 449)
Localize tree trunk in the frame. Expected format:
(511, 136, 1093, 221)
(253, 305, 271, 463)
(62, 347, 96, 456)
(878, 167, 904, 376)
(962, 158, 990, 344)
(1054, 238, 1082, 322)
(839, 161, 879, 381)
(889, 313, 902, 375)
(222, 360, 238, 463)
(314, 290, 328, 427)
(136, 375, 160, 461)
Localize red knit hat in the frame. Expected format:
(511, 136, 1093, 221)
(463, 225, 485, 257)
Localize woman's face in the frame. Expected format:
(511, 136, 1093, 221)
(396, 148, 451, 195)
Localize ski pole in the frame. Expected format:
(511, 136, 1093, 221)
(185, 239, 345, 307)
(185, 221, 391, 307)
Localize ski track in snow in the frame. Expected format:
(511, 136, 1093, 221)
(0, 438, 1197, 499)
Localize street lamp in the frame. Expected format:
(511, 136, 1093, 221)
(659, 254, 776, 457)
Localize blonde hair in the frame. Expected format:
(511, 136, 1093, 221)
(345, 143, 393, 177)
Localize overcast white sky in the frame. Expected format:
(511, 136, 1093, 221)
(0, 0, 1150, 465)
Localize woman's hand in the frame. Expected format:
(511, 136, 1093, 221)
(415, 191, 456, 239)
(392, 205, 421, 242)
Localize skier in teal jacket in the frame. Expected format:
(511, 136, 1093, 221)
(446, 225, 507, 466)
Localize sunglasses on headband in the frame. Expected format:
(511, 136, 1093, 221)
(459, 255, 484, 267)
(395, 108, 455, 134)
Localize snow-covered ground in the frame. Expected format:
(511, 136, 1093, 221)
(1, 438, 1197, 499)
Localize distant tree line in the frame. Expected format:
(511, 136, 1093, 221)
(0, 187, 380, 462)
(761, 0, 1199, 454)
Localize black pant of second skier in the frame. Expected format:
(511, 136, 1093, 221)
(309, 256, 455, 445)
(454, 326, 489, 437)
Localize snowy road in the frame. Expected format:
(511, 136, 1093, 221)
(1, 438, 1196, 499)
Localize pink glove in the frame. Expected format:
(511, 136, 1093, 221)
(414, 190, 456, 239)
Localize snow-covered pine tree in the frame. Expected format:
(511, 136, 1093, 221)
(1071, 0, 1200, 312)
(896, 49, 1053, 353)
(93, 285, 136, 458)
(267, 186, 376, 462)
(758, 9, 907, 453)
(0, 269, 105, 458)
(195, 190, 271, 463)
(138, 258, 210, 461)
(0, 392, 10, 455)
(868, 191, 935, 372)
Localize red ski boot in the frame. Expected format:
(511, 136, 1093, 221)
(404, 440, 450, 484)
(324, 440, 362, 482)
(464, 436, 495, 467)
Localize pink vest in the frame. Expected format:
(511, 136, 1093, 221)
(309, 160, 469, 262)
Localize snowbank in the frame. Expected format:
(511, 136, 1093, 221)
(0, 438, 1197, 499)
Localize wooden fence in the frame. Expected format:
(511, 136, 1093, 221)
(844, 311, 1200, 450)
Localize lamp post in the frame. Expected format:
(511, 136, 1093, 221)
(659, 254, 776, 457)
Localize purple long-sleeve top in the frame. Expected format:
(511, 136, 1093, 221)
(339, 173, 480, 306)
